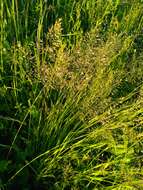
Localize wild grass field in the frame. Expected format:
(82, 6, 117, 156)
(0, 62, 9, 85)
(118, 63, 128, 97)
(0, 0, 143, 189)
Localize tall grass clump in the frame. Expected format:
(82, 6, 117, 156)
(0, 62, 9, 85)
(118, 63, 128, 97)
(0, 0, 143, 189)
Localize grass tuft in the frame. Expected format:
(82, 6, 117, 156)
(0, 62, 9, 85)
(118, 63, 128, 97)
(0, 0, 143, 189)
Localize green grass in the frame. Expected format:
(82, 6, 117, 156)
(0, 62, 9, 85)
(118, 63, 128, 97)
(0, 0, 143, 189)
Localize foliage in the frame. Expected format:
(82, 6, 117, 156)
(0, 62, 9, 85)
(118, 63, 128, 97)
(0, 0, 143, 189)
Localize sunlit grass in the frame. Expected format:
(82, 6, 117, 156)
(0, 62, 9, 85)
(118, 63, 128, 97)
(0, 0, 143, 189)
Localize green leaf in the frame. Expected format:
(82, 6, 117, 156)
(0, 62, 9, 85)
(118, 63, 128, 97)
(0, 160, 10, 173)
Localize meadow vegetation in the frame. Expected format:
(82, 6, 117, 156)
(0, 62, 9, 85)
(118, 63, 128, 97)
(0, 0, 143, 189)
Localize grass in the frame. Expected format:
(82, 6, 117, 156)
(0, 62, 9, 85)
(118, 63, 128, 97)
(0, 0, 143, 189)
